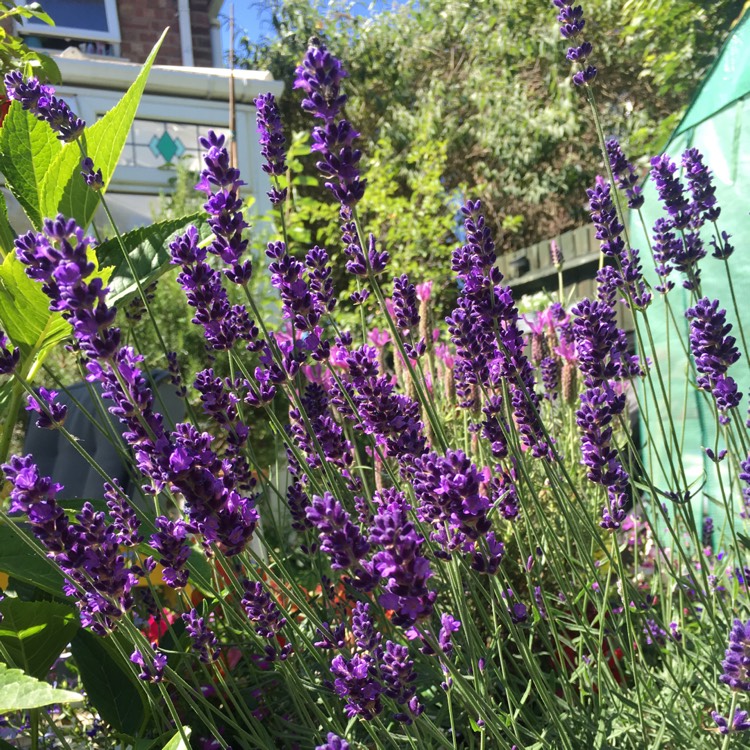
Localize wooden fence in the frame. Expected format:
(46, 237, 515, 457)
(497, 222, 634, 334)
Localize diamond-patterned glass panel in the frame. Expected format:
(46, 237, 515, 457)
(119, 120, 231, 170)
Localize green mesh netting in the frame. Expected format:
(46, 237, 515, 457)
(628, 13, 750, 541)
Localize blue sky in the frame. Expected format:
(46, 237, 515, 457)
(218, 2, 400, 59)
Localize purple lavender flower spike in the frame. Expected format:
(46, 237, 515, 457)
(370, 491, 436, 626)
(392, 274, 420, 334)
(170, 225, 261, 352)
(650, 154, 690, 230)
(605, 139, 644, 210)
(712, 708, 750, 735)
(553, 1, 596, 85)
(470, 531, 505, 575)
(182, 609, 220, 663)
(572, 297, 641, 529)
(682, 147, 720, 227)
(381, 640, 422, 722)
(195, 130, 252, 279)
(686, 297, 742, 424)
(167, 422, 259, 555)
(4, 71, 85, 141)
(650, 217, 679, 292)
(330, 651, 383, 720)
(414, 448, 491, 552)
(448, 201, 551, 457)
(25, 387, 67, 429)
(438, 613, 461, 655)
(241, 580, 287, 639)
(306, 493, 372, 587)
(550, 239, 564, 267)
(131, 646, 167, 683)
(150, 516, 191, 589)
(254, 92, 288, 204)
(588, 178, 625, 259)
(0, 329, 20, 375)
(711, 230, 734, 261)
(719, 619, 750, 691)
(740, 454, 750, 518)
(352, 601, 381, 651)
(104, 479, 142, 547)
(336, 345, 426, 464)
(2, 455, 139, 634)
(267, 240, 321, 332)
(306, 245, 336, 314)
(315, 734, 350, 750)
(295, 40, 366, 205)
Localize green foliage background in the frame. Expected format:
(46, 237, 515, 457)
(239, 0, 743, 290)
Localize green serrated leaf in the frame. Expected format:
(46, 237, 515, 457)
(40, 30, 168, 229)
(0, 662, 83, 712)
(0, 522, 65, 597)
(0, 599, 80, 679)
(96, 212, 201, 304)
(70, 629, 147, 735)
(30, 52, 62, 85)
(0, 251, 70, 356)
(0, 100, 62, 228)
(0, 191, 15, 257)
(161, 727, 192, 750)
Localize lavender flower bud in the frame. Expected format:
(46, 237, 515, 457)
(80, 157, 103, 191)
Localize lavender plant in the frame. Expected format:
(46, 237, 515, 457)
(0, 6, 748, 750)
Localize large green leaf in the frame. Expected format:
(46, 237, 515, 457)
(161, 727, 192, 750)
(0, 252, 70, 357)
(96, 212, 201, 304)
(0, 101, 62, 229)
(40, 30, 167, 229)
(0, 662, 83, 712)
(0, 599, 80, 679)
(0, 522, 65, 597)
(0, 191, 16, 257)
(70, 629, 147, 736)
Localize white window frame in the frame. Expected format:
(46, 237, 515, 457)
(17, 0, 121, 44)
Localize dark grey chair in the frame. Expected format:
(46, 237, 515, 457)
(23, 371, 185, 503)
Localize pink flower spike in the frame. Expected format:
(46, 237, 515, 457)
(368, 327, 391, 348)
(416, 281, 433, 302)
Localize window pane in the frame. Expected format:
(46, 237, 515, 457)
(29, 0, 110, 33)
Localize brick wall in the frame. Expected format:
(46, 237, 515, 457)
(119, 0, 183, 65)
(190, 0, 214, 68)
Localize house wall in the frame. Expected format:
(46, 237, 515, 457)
(189, 0, 215, 68)
(119, 0, 184, 66)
